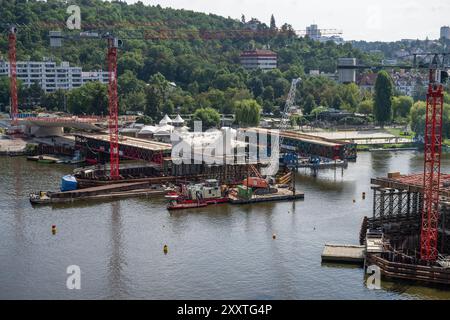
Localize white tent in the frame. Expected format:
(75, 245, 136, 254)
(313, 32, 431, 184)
(172, 114, 185, 124)
(139, 125, 158, 134)
(159, 114, 173, 125)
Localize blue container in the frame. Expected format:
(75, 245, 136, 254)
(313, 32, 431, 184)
(61, 175, 78, 192)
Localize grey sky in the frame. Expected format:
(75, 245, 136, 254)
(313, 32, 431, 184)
(127, 0, 450, 42)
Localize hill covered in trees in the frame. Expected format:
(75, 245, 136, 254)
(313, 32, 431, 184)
(0, 0, 379, 123)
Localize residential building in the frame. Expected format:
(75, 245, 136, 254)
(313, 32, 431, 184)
(240, 49, 277, 70)
(306, 24, 321, 41)
(441, 26, 450, 40)
(0, 60, 108, 92)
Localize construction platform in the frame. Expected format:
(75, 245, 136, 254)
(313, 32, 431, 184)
(228, 187, 304, 204)
(321, 244, 365, 264)
(30, 181, 168, 204)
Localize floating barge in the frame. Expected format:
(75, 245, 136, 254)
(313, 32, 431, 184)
(228, 187, 304, 204)
(321, 244, 365, 264)
(30, 181, 169, 204)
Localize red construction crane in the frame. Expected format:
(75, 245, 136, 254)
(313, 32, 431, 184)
(49, 31, 122, 179)
(420, 54, 447, 262)
(106, 35, 120, 179)
(8, 26, 18, 126)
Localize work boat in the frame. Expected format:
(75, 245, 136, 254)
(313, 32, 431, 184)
(167, 179, 229, 210)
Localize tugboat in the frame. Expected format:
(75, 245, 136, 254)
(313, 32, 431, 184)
(167, 179, 229, 210)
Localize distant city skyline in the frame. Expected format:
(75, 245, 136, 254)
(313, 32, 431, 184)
(127, 0, 450, 42)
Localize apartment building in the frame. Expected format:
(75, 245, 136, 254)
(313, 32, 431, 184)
(240, 49, 278, 70)
(0, 60, 108, 92)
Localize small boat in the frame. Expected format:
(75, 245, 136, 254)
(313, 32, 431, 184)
(167, 179, 229, 210)
(29, 191, 52, 204)
(167, 199, 209, 210)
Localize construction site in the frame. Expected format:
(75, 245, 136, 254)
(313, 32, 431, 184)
(2, 20, 450, 294)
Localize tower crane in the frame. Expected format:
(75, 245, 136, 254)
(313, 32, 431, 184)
(49, 31, 122, 179)
(8, 26, 18, 127)
(420, 53, 448, 261)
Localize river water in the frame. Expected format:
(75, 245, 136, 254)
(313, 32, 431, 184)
(1, 151, 450, 300)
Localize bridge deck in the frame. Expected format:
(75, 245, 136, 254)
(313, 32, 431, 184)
(79, 133, 172, 152)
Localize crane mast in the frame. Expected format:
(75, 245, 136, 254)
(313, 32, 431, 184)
(106, 36, 120, 179)
(8, 26, 18, 126)
(420, 55, 445, 262)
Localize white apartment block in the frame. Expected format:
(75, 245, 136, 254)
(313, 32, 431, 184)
(0, 60, 108, 93)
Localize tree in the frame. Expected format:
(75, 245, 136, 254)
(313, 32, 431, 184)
(20, 81, 45, 109)
(145, 72, 170, 118)
(67, 82, 108, 115)
(357, 99, 373, 115)
(192, 107, 221, 129)
(234, 99, 262, 127)
(0, 77, 11, 111)
(373, 71, 393, 126)
(392, 96, 413, 119)
(248, 77, 264, 97)
(409, 101, 450, 139)
(122, 91, 146, 112)
(42, 89, 67, 111)
(262, 86, 275, 103)
(270, 14, 277, 30)
(303, 94, 316, 115)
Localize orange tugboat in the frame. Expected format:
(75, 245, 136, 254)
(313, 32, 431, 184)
(167, 179, 229, 210)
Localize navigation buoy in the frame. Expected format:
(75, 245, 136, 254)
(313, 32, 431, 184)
(362, 192, 366, 200)
(163, 244, 168, 254)
(51, 225, 57, 235)
(272, 234, 276, 240)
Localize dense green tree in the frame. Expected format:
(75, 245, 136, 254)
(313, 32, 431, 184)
(192, 107, 221, 129)
(122, 91, 146, 112)
(67, 81, 108, 115)
(392, 96, 413, 119)
(410, 101, 450, 139)
(303, 94, 316, 115)
(247, 77, 264, 97)
(145, 72, 170, 118)
(234, 99, 262, 127)
(373, 71, 393, 126)
(357, 99, 373, 115)
(0, 77, 11, 111)
(41, 89, 67, 111)
(21, 81, 44, 109)
(262, 86, 275, 103)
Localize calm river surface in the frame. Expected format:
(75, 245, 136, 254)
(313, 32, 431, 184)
(1, 151, 450, 299)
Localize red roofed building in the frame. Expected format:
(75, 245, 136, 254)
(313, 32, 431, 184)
(357, 73, 378, 92)
(240, 49, 277, 70)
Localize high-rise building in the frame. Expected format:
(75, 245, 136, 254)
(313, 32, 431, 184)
(441, 26, 450, 40)
(0, 60, 108, 92)
(306, 24, 322, 41)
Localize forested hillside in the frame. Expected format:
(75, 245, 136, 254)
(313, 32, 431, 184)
(0, 0, 378, 121)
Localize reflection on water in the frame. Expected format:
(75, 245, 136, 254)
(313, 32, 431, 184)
(1, 152, 450, 299)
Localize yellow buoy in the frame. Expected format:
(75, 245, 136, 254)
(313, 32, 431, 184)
(163, 244, 168, 254)
(51, 225, 57, 235)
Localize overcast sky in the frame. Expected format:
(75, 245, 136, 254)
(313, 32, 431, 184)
(126, 0, 450, 42)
